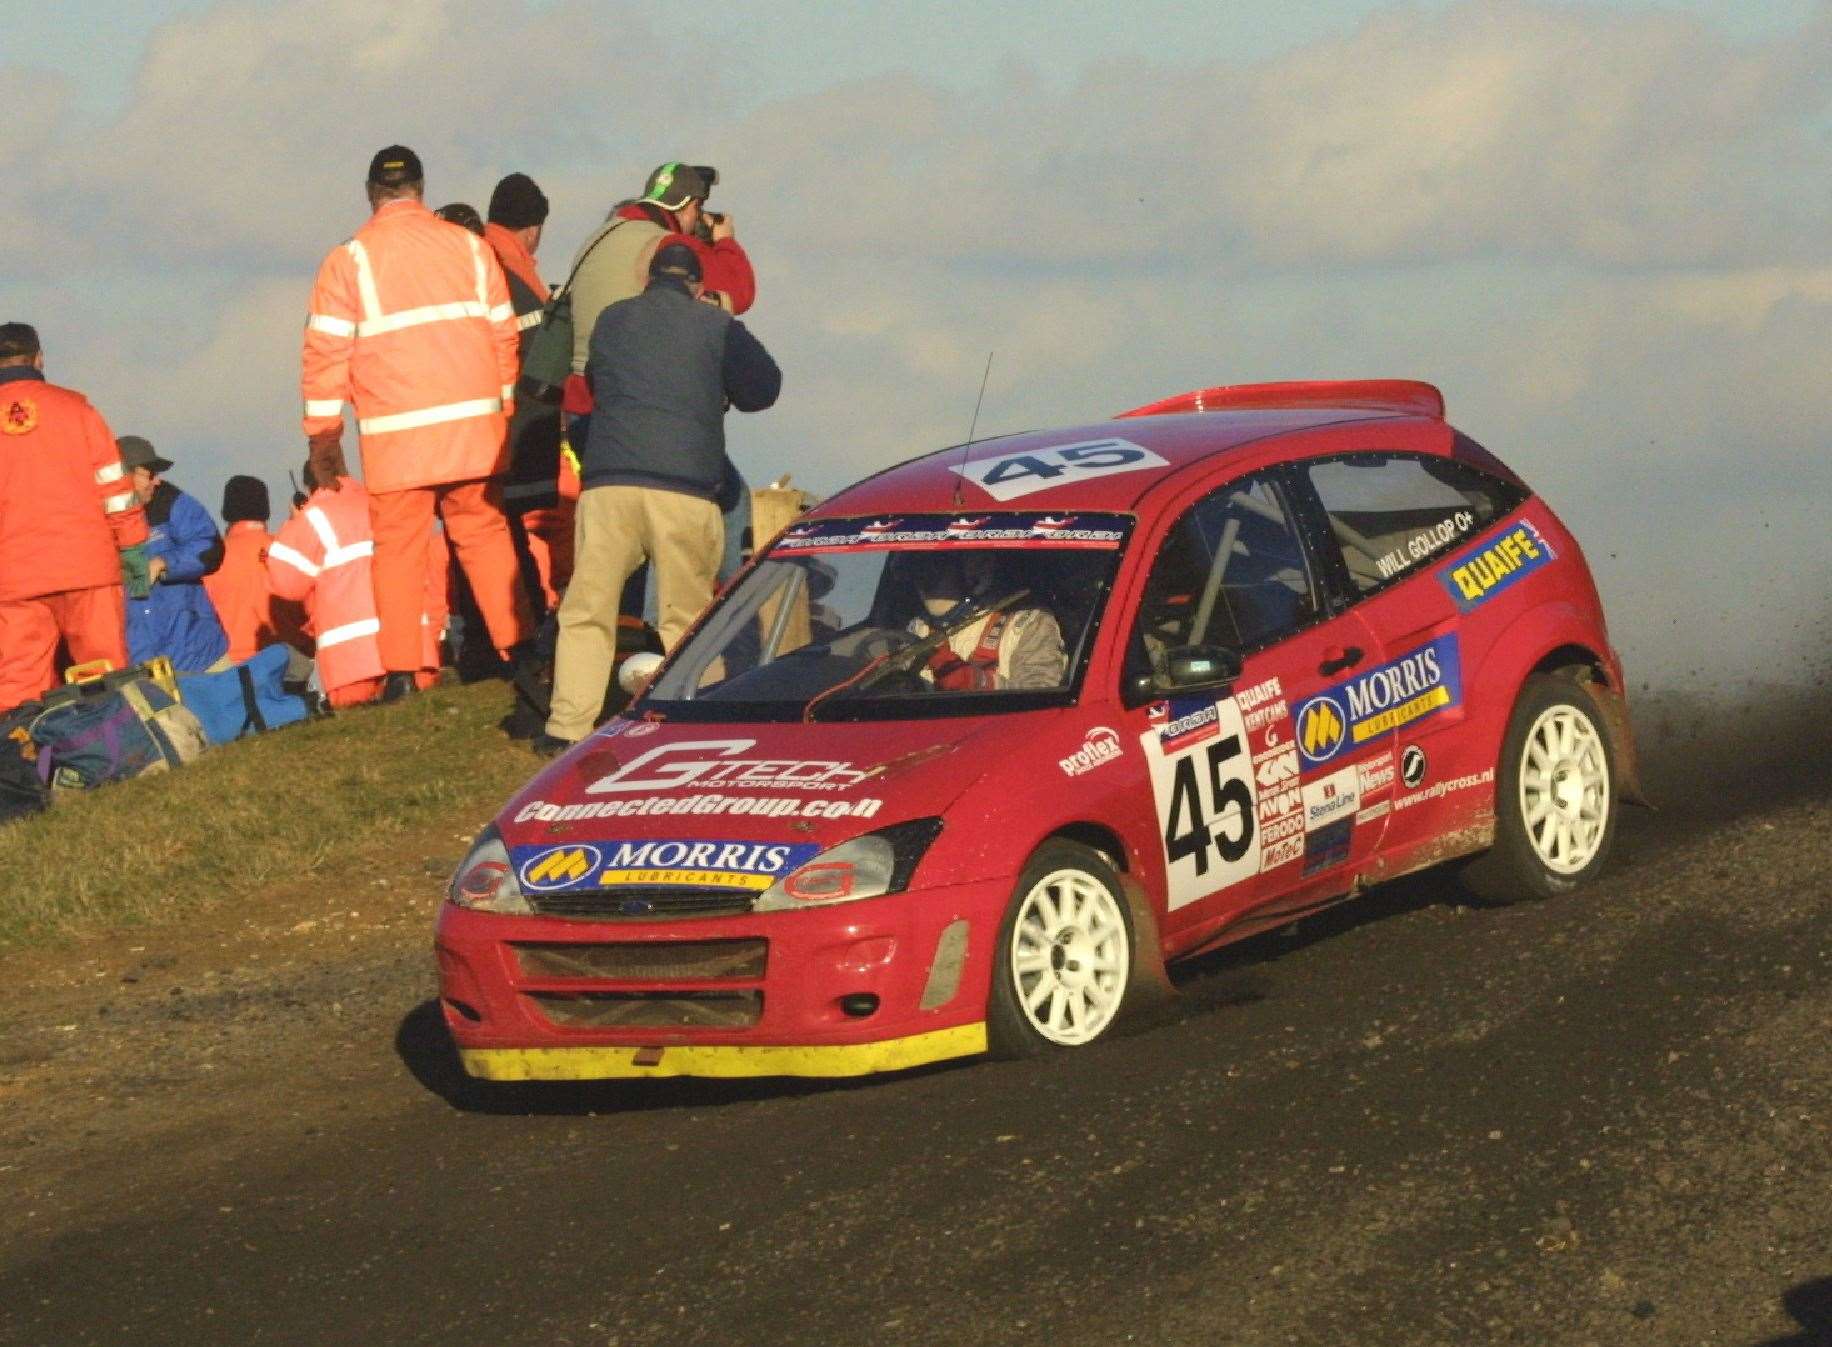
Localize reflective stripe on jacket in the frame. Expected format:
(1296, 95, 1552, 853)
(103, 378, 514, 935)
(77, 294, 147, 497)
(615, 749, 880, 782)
(267, 480, 385, 693)
(301, 199, 520, 493)
(0, 367, 147, 603)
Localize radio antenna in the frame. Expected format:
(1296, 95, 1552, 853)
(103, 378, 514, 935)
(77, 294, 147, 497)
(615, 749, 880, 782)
(966, 350, 995, 445)
(953, 350, 995, 507)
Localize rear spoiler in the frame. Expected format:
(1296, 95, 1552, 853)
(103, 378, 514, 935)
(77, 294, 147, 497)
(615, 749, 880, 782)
(1117, 379, 1445, 421)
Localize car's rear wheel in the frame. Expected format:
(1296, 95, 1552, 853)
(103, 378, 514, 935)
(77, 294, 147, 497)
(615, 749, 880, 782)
(987, 841, 1133, 1057)
(1464, 673, 1617, 904)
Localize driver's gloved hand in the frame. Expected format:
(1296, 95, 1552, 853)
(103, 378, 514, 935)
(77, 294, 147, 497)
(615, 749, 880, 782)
(927, 649, 997, 691)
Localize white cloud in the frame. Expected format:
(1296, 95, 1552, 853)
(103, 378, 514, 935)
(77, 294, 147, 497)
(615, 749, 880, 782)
(0, 0, 1826, 685)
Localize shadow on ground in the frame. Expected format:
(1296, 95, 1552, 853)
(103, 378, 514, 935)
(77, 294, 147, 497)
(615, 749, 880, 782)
(1752, 1276, 1832, 1347)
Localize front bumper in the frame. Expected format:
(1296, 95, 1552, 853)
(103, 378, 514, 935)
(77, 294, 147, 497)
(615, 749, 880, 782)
(434, 875, 1008, 1081)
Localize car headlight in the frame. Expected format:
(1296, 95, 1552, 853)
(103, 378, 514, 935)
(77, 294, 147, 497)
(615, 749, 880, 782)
(754, 818, 944, 911)
(447, 824, 533, 915)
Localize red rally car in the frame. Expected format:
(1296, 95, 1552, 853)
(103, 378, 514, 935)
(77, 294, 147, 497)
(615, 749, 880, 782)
(437, 379, 1642, 1081)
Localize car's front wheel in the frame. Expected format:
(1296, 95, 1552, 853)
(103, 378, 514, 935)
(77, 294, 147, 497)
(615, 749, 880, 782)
(987, 841, 1133, 1056)
(1464, 673, 1618, 904)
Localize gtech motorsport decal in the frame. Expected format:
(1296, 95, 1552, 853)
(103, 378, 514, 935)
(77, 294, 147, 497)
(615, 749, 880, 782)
(773, 511, 1129, 553)
(513, 839, 822, 892)
(1294, 635, 1464, 768)
(1440, 519, 1556, 612)
(587, 740, 870, 794)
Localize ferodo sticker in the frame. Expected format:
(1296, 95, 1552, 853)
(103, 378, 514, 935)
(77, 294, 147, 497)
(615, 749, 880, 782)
(951, 438, 1168, 502)
(1142, 695, 1261, 911)
(1440, 519, 1556, 612)
(1294, 634, 1463, 768)
(512, 839, 821, 892)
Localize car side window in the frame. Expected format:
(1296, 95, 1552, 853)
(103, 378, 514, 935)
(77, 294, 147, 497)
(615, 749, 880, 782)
(1303, 453, 1529, 596)
(1129, 472, 1319, 680)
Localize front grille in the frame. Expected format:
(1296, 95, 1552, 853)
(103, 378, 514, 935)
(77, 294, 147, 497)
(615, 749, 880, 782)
(530, 991, 763, 1029)
(513, 938, 767, 982)
(528, 887, 756, 920)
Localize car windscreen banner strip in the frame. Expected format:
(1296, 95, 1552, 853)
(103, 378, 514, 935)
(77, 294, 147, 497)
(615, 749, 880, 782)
(772, 513, 1131, 554)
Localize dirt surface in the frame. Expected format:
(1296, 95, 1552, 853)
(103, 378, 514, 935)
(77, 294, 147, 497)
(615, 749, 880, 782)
(2, 702, 1828, 1347)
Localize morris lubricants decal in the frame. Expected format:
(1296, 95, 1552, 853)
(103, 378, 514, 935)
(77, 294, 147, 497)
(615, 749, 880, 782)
(1293, 634, 1463, 768)
(773, 511, 1129, 553)
(512, 840, 822, 892)
(1439, 519, 1555, 612)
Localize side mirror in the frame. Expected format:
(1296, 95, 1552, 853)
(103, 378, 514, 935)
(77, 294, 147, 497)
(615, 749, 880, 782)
(1163, 644, 1243, 691)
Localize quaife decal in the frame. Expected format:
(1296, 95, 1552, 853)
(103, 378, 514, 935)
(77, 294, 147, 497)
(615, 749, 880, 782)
(587, 740, 870, 794)
(1060, 726, 1123, 777)
(951, 438, 1168, 502)
(511, 839, 823, 892)
(773, 511, 1128, 553)
(1440, 519, 1556, 612)
(1235, 675, 1288, 735)
(1375, 510, 1474, 580)
(516, 794, 884, 823)
(1294, 635, 1464, 767)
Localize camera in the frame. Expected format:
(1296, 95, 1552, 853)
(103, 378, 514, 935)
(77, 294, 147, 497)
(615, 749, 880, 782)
(693, 209, 726, 245)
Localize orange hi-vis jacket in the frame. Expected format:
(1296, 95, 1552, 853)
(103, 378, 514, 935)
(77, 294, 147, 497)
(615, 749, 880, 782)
(301, 198, 520, 494)
(0, 368, 147, 604)
(266, 480, 384, 694)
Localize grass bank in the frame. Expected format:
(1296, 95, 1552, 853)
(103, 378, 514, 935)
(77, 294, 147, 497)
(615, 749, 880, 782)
(0, 681, 537, 951)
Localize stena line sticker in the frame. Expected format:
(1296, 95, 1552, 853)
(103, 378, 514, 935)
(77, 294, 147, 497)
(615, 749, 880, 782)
(1293, 634, 1463, 769)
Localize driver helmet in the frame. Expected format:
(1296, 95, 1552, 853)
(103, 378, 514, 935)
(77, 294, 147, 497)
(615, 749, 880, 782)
(914, 551, 999, 618)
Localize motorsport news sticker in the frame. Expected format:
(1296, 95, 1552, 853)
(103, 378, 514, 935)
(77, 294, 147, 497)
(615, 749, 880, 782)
(1438, 518, 1556, 612)
(513, 839, 822, 893)
(772, 511, 1129, 554)
(949, 439, 1169, 502)
(1293, 634, 1464, 769)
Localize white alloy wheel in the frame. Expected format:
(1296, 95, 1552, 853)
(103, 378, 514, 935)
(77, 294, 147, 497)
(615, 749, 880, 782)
(1007, 866, 1132, 1046)
(1518, 703, 1611, 875)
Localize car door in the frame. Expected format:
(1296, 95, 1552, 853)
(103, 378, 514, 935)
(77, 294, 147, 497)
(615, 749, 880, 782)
(1291, 450, 1535, 864)
(1117, 468, 1385, 950)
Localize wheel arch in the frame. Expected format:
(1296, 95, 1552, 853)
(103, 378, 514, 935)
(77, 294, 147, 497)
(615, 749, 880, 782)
(1033, 822, 1176, 1007)
(1478, 610, 1646, 804)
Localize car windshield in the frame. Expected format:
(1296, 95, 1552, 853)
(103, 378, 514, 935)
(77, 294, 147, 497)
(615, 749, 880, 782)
(643, 512, 1133, 722)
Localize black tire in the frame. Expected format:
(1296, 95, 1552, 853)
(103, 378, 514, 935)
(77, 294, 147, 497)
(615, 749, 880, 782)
(1463, 673, 1618, 904)
(987, 841, 1134, 1058)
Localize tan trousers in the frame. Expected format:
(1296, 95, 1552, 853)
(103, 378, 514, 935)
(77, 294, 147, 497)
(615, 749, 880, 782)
(546, 484, 722, 741)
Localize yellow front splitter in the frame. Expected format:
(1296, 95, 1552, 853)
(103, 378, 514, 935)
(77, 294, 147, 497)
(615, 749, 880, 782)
(460, 1022, 988, 1081)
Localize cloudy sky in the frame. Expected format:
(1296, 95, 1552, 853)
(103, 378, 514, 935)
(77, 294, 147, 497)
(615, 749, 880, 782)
(4, 0, 1827, 690)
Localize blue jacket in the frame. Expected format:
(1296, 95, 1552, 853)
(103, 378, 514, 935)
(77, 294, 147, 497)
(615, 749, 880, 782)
(581, 277, 781, 500)
(126, 482, 228, 672)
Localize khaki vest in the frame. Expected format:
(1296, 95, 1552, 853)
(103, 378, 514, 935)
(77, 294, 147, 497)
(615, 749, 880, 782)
(566, 217, 666, 372)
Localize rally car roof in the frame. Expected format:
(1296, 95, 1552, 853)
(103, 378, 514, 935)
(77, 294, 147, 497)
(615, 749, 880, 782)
(813, 380, 1451, 519)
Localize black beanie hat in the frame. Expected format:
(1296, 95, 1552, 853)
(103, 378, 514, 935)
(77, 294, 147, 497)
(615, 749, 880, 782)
(221, 474, 270, 523)
(488, 173, 549, 229)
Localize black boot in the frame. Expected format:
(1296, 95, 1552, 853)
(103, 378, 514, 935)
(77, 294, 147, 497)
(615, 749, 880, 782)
(380, 671, 419, 704)
(506, 639, 551, 720)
